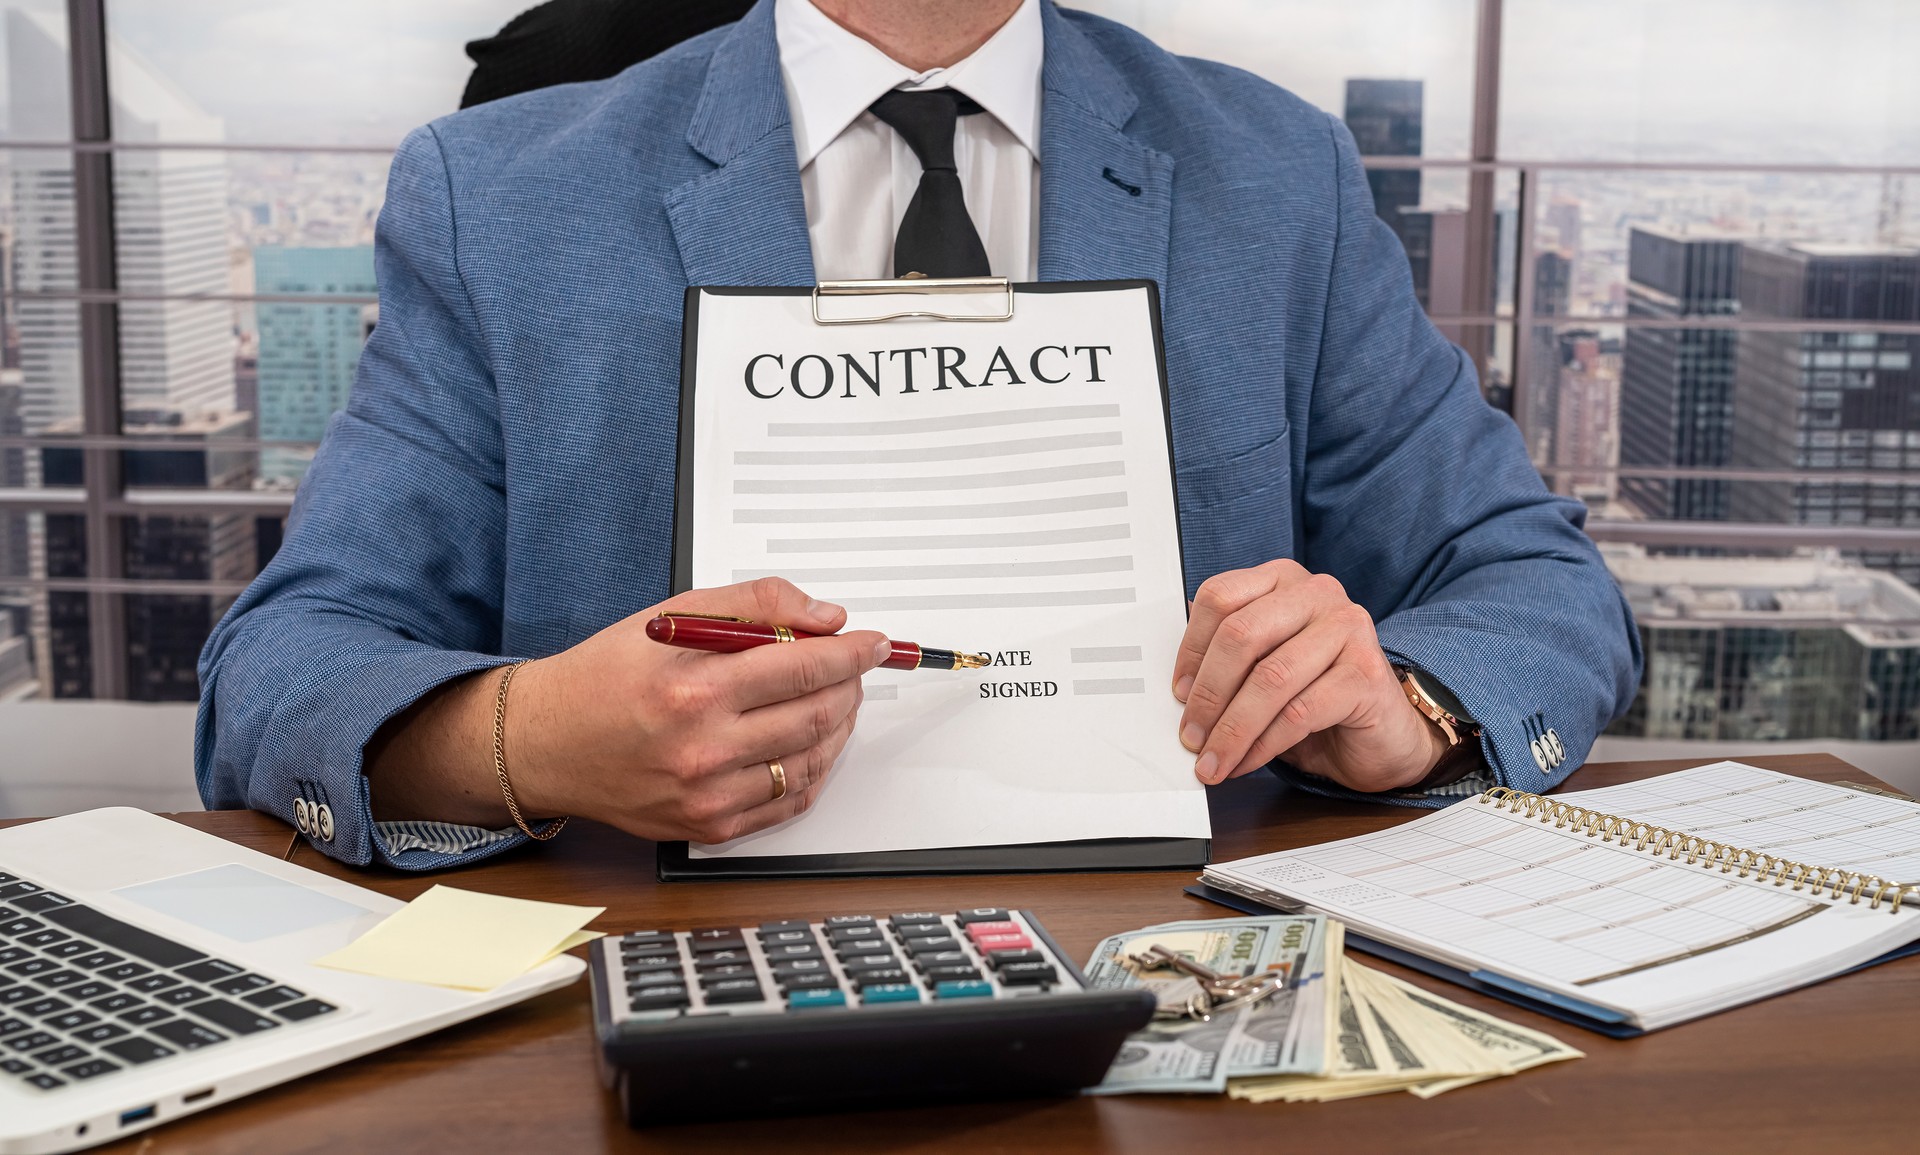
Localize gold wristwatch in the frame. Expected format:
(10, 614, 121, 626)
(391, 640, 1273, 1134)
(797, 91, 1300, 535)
(1392, 664, 1485, 792)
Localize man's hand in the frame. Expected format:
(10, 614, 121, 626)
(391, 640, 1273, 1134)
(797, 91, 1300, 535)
(497, 577, 888, 844)
(1171, 560, 1447, 792)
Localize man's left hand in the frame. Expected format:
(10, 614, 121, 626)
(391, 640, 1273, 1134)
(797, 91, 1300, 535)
(1172, 560, 1448, 791)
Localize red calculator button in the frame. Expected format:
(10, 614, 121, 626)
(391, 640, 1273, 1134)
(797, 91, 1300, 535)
(963, 921, 1020, 940)
(970, 933, 1031, 952)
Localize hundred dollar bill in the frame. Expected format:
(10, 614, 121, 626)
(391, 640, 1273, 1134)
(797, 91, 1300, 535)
(1083, 915, 1330, 1094)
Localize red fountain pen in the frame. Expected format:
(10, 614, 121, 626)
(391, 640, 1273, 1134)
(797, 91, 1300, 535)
(645, 613, 991, 671)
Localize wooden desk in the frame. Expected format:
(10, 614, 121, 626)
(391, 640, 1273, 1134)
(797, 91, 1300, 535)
(12, 753, 1913, 1154)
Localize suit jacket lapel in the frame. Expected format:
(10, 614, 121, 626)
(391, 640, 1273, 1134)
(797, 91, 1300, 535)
(666, 0, 816, 287)
(1035, 4, 1172, 292)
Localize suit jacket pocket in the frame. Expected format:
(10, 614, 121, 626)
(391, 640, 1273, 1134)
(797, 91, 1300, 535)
(1174, 424, 1296, 583)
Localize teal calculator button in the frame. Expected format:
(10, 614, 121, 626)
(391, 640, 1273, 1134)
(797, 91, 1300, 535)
(861, 984, 921, 1004)
(788, 988, 847, 1010)
(934, 980, 994, 1000)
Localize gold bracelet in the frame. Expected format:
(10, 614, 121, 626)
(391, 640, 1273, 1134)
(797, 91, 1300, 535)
(493, 661, 568, 841)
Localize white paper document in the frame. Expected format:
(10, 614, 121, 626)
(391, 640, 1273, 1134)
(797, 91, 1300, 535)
(680, 283, 1210, 858)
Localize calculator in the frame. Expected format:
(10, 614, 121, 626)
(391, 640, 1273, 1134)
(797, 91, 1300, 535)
(588, 907, 1153, 1123)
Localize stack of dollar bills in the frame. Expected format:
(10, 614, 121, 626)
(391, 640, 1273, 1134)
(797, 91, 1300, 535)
(1082, 915, 1582, 1099)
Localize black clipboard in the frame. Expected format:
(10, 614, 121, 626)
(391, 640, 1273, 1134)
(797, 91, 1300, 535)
(663, 278, 1208, 880)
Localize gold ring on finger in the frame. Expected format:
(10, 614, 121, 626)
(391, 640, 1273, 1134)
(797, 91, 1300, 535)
(767, 758, 788, 802)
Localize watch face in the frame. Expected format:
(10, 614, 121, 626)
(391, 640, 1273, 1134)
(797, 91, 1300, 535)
(1399, 666, 1473, 724)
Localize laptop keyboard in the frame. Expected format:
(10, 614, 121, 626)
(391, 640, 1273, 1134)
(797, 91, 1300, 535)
(0, 870, 340, 1093)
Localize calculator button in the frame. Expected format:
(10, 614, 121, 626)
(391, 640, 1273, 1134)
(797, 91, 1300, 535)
(903, 936, 962, 955)
(619, 940, 680, 959)
(620, 932, 675, 946)
(837, 952, 897, 971)
(629, 983, 691, 1013)
(860, 984, 921, 1005)
(823, 915, 876, 930)
(922, 965, 981, 983)
(846, 967, 910, 991)
(786, 989, 846, 1010)
(688, 934, 747, 955)
(971, 933, 1032, 953)
(693, 950, 752, 970)
(985, 949, 1044, 969)
(889, 912, 943, 925)
(701, 979, 764, 1005)
(962, 921, 1021, 939)
(912, 950, 970, 969)
(628, 970, 686, 990)
(952, 908, 1011, 926)
(998, 962, 1060, 986)
(758, 929, 815, 948)
(762, 943, 822, 963)
(934, 980, 995, 999)
(696, 965, 755, 985)
(771, 958, 831, 979)
(688, 928, 744, 945)
(757, 920, 812, 935)
(826, 925, 884, 946)
(623, 956, 681, 975)
(890, 921, 944, 940)
(777, 972, 839, 992)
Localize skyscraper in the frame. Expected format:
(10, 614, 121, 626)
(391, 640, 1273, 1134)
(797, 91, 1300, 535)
(1730, 242, 1920, 583)
(253, 245, 377, 482)
(1342, 79, 1423, 295)
(41, 409, 255, 700)
(1619, 228, 1743, 522)
(6, 10, 236, 428)
(1603, 544, 1920, 742)
(8, 11, 240, 697)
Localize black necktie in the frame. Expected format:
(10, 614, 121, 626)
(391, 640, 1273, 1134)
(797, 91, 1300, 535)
(868, 88, 991, 278)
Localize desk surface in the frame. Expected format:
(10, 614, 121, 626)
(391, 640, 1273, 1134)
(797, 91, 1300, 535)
(10, 753, 1914, 1154)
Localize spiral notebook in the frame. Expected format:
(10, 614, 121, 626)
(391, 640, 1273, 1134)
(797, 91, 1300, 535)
(1198, 762, 1920, 1034)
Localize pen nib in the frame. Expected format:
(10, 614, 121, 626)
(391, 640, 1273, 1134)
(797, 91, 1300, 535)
(955, 651, 991, 670)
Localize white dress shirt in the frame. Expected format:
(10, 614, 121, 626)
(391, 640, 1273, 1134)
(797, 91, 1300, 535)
(774, 0, 1042, 281)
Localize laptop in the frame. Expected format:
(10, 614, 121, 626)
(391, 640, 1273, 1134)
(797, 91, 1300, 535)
(0, 807, 584, 1154)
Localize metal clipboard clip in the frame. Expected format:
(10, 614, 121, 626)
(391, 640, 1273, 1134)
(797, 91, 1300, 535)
(811, 276, 1014, 326)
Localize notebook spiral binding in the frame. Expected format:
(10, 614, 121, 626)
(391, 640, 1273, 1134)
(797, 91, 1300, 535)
(1479, 787, 1920, 914)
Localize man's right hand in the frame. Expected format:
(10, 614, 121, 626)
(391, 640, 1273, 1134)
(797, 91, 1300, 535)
(364, 577, 887, 845)
(505, 577, 889, 844)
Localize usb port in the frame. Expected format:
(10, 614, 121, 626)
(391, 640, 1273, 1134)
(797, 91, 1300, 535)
(119, 1106, 157, 1127)
(183, 1088, 215, 1104)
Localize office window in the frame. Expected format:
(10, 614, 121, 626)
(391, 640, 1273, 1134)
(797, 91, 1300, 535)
(0, 1, 1915, 758)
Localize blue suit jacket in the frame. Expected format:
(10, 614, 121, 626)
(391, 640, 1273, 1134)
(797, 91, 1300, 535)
(196, 0, 1642, 868)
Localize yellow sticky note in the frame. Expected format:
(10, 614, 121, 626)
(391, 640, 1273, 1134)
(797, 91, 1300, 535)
(541, 929, 605, 963)
(314, 885, 604, 991)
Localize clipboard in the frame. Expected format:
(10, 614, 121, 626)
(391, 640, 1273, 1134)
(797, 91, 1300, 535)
(661, 277, 1209, 881)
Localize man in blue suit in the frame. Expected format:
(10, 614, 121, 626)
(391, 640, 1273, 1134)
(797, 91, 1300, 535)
(197, 0, 1641, 868)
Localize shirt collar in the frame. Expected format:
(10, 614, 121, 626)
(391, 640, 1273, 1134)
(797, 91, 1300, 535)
(774, 0, 1043, 170)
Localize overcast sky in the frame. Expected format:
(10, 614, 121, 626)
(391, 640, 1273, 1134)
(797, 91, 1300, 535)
(4, 0, 1918, 162)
